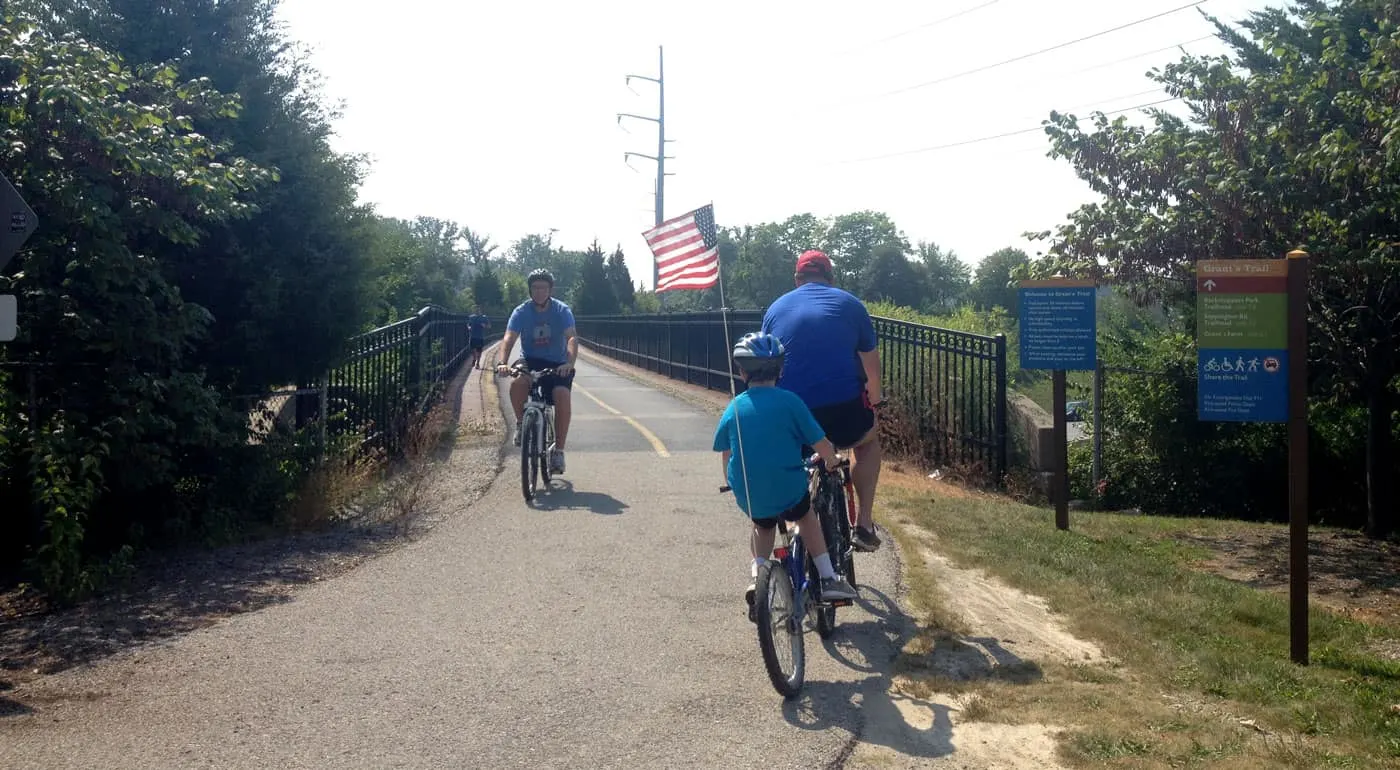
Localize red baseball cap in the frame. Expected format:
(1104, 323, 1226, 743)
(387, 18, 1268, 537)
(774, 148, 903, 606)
(795, 249, 833, 275)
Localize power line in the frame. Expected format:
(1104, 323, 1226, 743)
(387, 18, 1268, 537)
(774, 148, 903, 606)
(878, 0, 1210, 98)
(837, 0, 1003, 54)
(1066, 34, 1215, 76)
(833, 96, 1181, 164)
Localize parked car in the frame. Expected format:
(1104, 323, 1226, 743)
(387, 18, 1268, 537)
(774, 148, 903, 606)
(1066, 400, 1087, 422)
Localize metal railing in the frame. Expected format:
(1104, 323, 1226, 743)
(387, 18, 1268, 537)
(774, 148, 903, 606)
(319, 306, 504, 456)
(872, 316, 1007, 482)
(574, 310, 1008, 485)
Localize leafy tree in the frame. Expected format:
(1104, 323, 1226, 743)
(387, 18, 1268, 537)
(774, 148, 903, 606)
(917, 241, 972, 311)
(729, 225, 794, 309)
(471, 260, 505, 314)
(571, 240, 619, 315)
(605, 246, 636, 310)
(1029, 0, 1400, 536)
(0, 14, 272, 598)
(823, 211, 910, 289)
(52, 0, 376, 393)
(461, 226, 497, 264)
(507, 232, 557, 271)
(863, 244, 929, 308)
(970, 247, 1030, 316)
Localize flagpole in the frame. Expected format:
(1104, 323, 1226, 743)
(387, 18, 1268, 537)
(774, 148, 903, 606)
(711, 206, 757, 530)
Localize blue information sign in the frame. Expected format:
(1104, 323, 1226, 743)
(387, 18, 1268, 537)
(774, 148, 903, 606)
(1018, 280, 1097, 371)
(1197, 348, 1289, 422)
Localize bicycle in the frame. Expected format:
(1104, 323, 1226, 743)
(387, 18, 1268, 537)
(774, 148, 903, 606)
(807, 448, 859, 631)
(503, 362, 558, 502)
(720, 455, 856, 699)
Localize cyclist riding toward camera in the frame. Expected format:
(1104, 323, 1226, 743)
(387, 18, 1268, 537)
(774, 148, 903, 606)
(495, 269, 577, 475)
(761, 249, 885, 552)
(713, 332, 858, 609)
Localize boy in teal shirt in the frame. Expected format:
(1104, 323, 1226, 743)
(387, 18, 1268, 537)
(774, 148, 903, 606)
(713, 332, 858, 610)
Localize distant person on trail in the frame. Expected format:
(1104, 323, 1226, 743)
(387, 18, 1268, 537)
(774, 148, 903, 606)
(494, 269, 577, 475)
(761, 249, 886, 553)
(467, 306, 491, 369)
(713, 332, 858, 612)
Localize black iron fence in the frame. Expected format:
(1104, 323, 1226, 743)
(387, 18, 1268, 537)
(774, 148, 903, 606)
(574, 311, 1008, 485)
(576, 310, 764, 392)
(315, 306, 503, 456)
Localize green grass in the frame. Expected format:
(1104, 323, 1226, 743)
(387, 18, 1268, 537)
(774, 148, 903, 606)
(881, 488, 1400, 768)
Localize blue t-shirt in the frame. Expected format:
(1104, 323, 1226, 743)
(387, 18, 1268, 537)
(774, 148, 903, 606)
(711, 386, 827, 519)
(467, 314, 489, 338)
(507, 298, 576, 364)
(761, 282, 878, 409)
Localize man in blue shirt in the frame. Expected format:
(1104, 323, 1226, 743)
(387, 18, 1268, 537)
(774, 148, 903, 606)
(761, 250, 886, 552)
(467, 305, 491, 370)
(494, 269, 578, 474)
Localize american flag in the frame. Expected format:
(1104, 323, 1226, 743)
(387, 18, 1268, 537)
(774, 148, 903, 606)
(643, 204, 720, 292)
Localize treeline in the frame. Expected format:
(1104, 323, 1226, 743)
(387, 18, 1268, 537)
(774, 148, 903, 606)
(484, 209, 1033, 319)
(0, 1, 547, 602)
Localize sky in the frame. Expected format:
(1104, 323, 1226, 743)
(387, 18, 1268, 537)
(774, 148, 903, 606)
(273, 0, 1277, 289)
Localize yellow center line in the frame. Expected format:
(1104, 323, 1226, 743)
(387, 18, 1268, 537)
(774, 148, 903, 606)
(573, 383, 671, 458)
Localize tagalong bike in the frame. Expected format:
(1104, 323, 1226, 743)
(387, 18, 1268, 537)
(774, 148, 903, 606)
(504, 361, 558, 502)
(721, 454, 857, 698)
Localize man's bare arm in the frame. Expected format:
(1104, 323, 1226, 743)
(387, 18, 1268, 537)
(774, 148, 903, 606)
(497, 330, 519, 366)
(859, 349, 882, 404)
(563, 326, 578, 365)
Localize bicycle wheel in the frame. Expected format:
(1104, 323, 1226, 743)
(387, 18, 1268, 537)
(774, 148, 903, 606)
(754, 559, 804, 698)
(539, 406, 553, 485)
(519, 409, 539, 502)
(833, 477, 857, 589)
(813, 479, 843, 638)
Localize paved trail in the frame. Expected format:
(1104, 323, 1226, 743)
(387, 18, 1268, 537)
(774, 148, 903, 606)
(1, 356, 937, 769)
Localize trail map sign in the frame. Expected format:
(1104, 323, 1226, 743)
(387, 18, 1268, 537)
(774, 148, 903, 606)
(1196, 259, 1289, 422)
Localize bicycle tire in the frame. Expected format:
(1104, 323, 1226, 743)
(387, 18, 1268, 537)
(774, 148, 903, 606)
(754, 559, 804, 698)
(834, 476, 857, 589)
(813, 477, 844, 638)
(520, 409, 538, 502)
(537, 408, 554, 487)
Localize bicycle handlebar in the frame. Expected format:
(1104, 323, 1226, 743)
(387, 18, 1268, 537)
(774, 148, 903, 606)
(499, 362, 558, 378)
(717, 453, 848, 494)
(805, 454, 850, 472)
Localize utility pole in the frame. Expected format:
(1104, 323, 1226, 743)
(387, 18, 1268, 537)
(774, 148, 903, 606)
(618, 45, 673, 304)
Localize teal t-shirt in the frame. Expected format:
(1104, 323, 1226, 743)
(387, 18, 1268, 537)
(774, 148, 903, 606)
(711, 386, 827, 518)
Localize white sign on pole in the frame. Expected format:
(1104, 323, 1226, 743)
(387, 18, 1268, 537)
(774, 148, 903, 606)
(0, 294, 15, 342)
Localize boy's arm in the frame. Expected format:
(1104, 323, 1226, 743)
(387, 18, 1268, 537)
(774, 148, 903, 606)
(811, 437, 839, 471)
(720, 449, 731, 481)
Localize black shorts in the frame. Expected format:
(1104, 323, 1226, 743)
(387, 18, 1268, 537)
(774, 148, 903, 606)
(751, 492, 811, 530)
(522, 355, 576, 400)
(470, 337, 485, 352)
(807, 395, 876, 450)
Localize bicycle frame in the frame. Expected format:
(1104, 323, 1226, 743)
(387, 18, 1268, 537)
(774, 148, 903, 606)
(508, 363, 558, 499)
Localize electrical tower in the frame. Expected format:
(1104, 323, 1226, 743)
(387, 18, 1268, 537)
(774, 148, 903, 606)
(618, 46, 674, 300)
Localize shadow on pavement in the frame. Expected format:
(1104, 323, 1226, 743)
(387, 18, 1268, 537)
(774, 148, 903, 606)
(778, 581, 1044, 762)
(530, 479, 629, 516)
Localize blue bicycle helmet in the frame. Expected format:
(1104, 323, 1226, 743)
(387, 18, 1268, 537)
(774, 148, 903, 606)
(732, 332, 784, 381)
